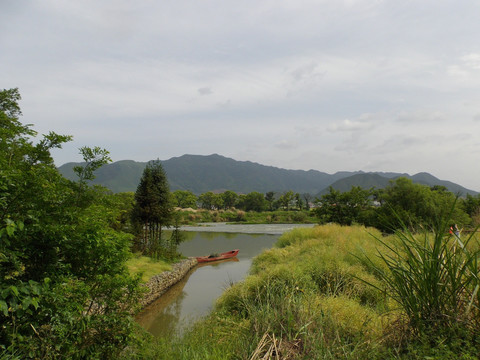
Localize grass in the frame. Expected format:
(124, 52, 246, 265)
(126, 254, 172, 283)
(361, 214, 480, 344)
(126, 223, 480, 359)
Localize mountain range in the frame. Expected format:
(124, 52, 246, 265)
(58, 154, 478, 196)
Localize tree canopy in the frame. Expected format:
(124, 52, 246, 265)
(0, 88, 142, 359)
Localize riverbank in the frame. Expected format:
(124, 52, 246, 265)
(140, 257, 198, 307)
(180, 222, 315, 234)
(127, 224, 480, 359)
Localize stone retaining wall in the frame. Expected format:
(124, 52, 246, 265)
(141, 257, 198, 307)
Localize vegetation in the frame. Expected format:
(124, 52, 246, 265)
(126, 254, 171, 283)
(128, 223, 480, 359)
(131, 160, 181, 259)
(0, 88, 145, 359)
(315, 180, 477, 233)
(4, 87, 480, 359)
(174, 209, 316, 225)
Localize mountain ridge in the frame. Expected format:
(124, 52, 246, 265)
(58, 154, 478, 196)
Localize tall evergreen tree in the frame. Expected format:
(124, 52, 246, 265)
(132, 160, 173, 256)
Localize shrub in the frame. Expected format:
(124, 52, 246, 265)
(362, 210, 480, 348)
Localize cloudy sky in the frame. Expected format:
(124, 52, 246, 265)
(2, 1, 480, 190)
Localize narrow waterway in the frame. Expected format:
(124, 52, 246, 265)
(136, 223, 315, 337)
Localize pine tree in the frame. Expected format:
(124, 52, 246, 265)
(132, 160, 173, 256)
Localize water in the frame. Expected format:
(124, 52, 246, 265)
(136, 223, 315, 337)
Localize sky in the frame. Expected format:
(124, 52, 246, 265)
(2, 1, 480, 191)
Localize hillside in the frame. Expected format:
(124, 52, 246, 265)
(58, 154, 478, 196)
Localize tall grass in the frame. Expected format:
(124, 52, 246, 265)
(361, 212, 480, 343)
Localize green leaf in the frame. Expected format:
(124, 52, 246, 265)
(9, 285, 19, 297)
(0, 300, 8, 316)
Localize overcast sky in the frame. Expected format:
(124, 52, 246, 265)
(2, 1, 480, 191)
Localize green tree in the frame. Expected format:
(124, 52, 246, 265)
(303, 193, 312, 210)
(279, 190, 295, 210)
(131, 160, 173, 257)
(242, 192, 267, 212)
(294, 193, 303, 210)
(377, 178, 469, 232)
(198, 191, 223, 210)
(315, 186, 372, 226)
(0, 88, 142, 359)
(221, 190, 238, 209)
(265, 191, 276, 211)
(462, 194, 480, 226)
(173, 190, 198, 209)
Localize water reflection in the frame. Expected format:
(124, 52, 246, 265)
(136, 231, 278, 337)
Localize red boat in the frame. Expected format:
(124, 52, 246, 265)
(196, 249, 239, 263)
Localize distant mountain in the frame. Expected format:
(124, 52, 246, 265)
(319, 171, 477, 197)
(317, 173, 392, 195)
(58, 154, 478, 196)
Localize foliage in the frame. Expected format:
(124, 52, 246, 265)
(314, 179, 474, 233)
(172, 190, 197, 209)
(315, 186, 372, 225)
(376, 178, 470, 232)
(237, 191, 267, 212)
(220, 190, 238, 209)
(0, 88, 142, 359)
(197, 191, 223, 210)
(131, 160, 175, 258)
(360, 207, 480, 346)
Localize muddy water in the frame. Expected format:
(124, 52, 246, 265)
(136, 224, 315, 337)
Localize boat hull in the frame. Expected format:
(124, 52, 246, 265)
(196, 249, 239, 263)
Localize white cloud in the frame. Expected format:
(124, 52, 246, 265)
(327, 118, 374, 132)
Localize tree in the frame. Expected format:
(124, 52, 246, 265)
(131, 160, 174, 256)
(315, 186, 372, 225)
(221, 190, 238, 209)
(0, 88, 142, 358)
(303, 193, 312, 210)
(198, 191, 222, 210)
(241, 192, 267, 212)
(294, 193, 303, 210)
(265, 191, 276, 211)
(376, 178, 469, 232)
(173, 190, 198, 209)
(279, 190, 295, 210)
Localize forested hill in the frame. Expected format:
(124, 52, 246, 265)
(58, 154, 478, 195)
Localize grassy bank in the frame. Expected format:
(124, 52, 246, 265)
(125, 224, 479, 359)
(126, 254, 172, 283)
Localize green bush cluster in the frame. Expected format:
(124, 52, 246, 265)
(1, 88, 143, 359)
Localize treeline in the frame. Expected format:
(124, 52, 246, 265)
(173, 189, 311, 212)
(172, 181, 480, 233)
(315, 180, 479, 233)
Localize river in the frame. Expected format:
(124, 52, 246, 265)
(136, 223, 315, 337)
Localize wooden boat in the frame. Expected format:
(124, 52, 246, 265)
(196, 249, 239, 263)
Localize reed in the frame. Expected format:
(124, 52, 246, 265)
(361, 209, 480, 341)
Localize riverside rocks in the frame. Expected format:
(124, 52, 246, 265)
(141, 257, 198, 307)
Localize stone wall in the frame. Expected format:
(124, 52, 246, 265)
(141, 257, 198, 307)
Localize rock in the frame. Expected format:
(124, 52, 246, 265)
(140, 257, 198, 307)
